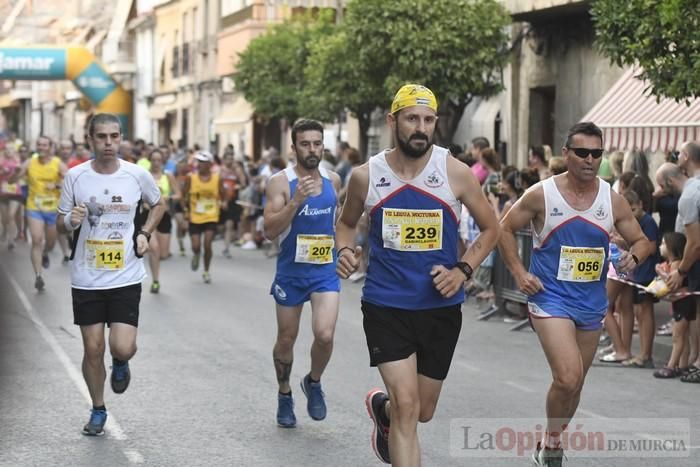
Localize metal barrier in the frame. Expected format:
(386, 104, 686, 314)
(479, 229, 533, 331)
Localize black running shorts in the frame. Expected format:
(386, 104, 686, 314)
(672, 296, 697, 322)
(72, 284, 141, 327)
(188, 221, 218, 235)
(361, 300, 462, 381)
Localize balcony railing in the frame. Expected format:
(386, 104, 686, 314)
(220, 5, 255, 29)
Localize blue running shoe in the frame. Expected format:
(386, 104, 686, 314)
(300, 374, 326, 421)
(110, 359, 130, 394)
(82, 408, 107, 436)
(277, 393, 296, 428)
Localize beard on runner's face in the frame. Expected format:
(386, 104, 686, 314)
(297, 152, 320, 170)
(396, 128, 431, 159)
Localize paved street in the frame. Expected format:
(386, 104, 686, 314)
(1, 239, 699, 467)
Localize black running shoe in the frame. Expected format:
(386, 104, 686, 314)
(365, 388, 390, 464)
(42, 253, 50, 269)
(34, 275, 45, 291)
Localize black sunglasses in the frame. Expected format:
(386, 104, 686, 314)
(567, 147, 604, 159)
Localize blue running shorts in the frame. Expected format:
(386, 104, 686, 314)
(527, 302, 605, 331)
(270, 275, 340, 307)
(27, 209, 58, 225)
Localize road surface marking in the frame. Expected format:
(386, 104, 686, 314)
(504, 380, 535, 393)
(4, 268, 143, 464)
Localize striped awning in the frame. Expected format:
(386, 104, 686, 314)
(581, 67, 700, 152)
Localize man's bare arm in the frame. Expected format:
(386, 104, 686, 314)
(498, 186, 546, 294)
(450, 158, 500, 269)
(262, 173, 296, 240)
(336, 164, 368, 278)
(667, 221, 700, 290)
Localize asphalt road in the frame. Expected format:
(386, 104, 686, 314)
(1, 239, 699, 466)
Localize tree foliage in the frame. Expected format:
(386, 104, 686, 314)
(302, 28, 386, 157)
(592, 0, 700, 101)
(232, 11, 335, 123)
(235, 0, 511, 153)
(339, 0, 511, 145)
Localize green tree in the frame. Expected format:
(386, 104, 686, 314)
(303, 0, 511, 151)
(592, 0, 700, 101)
(232, 11, 335, 124)
(302, 28, 386, 158)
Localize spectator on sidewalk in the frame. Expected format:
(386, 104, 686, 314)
(528, 145, 549, 181)
(468, 136, 490, 185)
(620, 190, 659, 369)
(657, 142, 700, 383)
(548, 157, 567, 176)
(653, 232, 695, 378)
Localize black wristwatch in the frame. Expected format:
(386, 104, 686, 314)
(137, 230, 151, 242)
(455, 261, 473, 280)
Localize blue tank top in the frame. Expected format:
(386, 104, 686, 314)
(275, 166, 337, 279)
(529, 176, 614, 315)
(362, 146, 464, 310)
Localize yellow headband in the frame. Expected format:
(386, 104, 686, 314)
(391, 84, 438, 114)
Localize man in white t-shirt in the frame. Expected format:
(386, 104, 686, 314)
(57, 113, 165, 436)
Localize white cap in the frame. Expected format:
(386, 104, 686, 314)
(195, 151, 213, 162)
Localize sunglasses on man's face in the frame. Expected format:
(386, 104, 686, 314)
(567, 147, 604, 159)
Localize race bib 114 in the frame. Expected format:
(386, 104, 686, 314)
(85, 239, 125, 270)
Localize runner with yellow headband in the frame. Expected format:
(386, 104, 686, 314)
(336, 83, 500, 465)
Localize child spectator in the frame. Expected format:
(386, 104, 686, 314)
(620, 190, 660, 368)
(653, 233, 696, 378)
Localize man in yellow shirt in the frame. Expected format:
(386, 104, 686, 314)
(12, 136, 68, 290)
(183, 151, 224, 283)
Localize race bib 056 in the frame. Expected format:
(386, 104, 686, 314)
(557, 246, 605, 282)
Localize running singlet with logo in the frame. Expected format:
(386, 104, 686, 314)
(363, 146, 463, 310)
(27, 156, 61, 211)
(275, 166, 337, 279)
(528, 176, 614, 316)
(189, 172, 220, 224)
(221, 169, 238, 202)
(58, 160, 161, 290)
(0, 158, 21, 197)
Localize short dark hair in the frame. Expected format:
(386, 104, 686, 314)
(471, 136, 490, 150)
(530, 145, 546, 163)
(448, 143, 463, 156)
(87, 113, 122, 138)
(520, 167, 540, 188)
(685, 141, 700, 164)
(148, 148, 164, 161)
(292, 119, 324, 146)
(622, 189, 640, 206)
(565, 121, 603, 148)
(662, 232, 687, 261)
